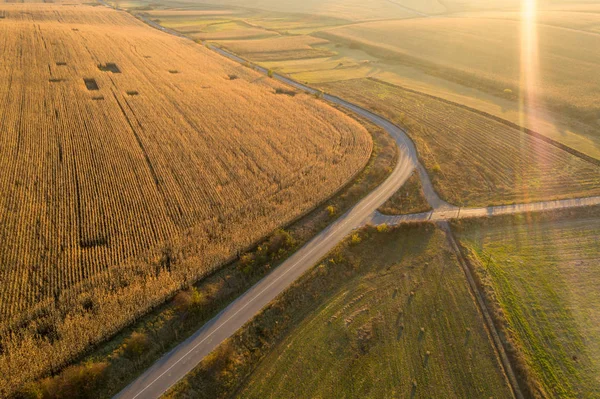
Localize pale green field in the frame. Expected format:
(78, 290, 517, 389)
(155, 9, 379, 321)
(166, 225, 513, 399)
(236, 227, 513, 398)
(455, 210, 600, 398)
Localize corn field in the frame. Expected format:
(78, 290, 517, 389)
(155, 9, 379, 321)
(0, 3, 372, 395)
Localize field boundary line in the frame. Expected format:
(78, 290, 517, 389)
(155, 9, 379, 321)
(367, 77, 600, 167)
(438, 221, 525, 399)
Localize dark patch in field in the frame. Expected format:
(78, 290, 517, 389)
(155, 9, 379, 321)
(82, 297, 95, 312)
(80, 237, 108, 249)
(98, 63, 121, 73)
(228, 74, 238, 80)
(275, 88, 296, 97)
(126, 91, 139, 96)
(92, 96, 105, 101)
(49, 78, 65, 83)
(169, 70, 179, 74)
(84, 78, 99, 91)
(36, 320, 59, 343)
(56, 61, 67, 66)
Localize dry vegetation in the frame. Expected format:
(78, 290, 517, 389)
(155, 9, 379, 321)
(319, 16, 600, 127)
(0, 3, 372, 395)
(454, 207, 600, 398)
(164, 224, 513, 399)
(218, 36, 334, 62)
(320, 78, 600, 206)
(454, 9, 600, 34)
(378, 171, 431, 215)
(181, 0, 418, 21)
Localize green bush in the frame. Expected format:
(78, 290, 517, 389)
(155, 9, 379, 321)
(123, 332, 150, 360)
(20, 362, 108, 399)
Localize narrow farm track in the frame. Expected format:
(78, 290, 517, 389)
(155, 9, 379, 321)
(373, 195, 600, 225)
(115, 11, 600, 399)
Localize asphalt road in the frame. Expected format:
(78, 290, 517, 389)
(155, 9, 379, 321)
(113, 45, 429, 399)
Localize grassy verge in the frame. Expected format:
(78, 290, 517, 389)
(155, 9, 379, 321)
(16, 111, 397, 399)
(378, 171, 432, 215)
(453, 206, 600, 398)
(164, 224, 513, 399)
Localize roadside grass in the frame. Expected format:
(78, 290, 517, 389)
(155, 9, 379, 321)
(164, 224, 513, 399)
(378, 171, 432, 215)
(453, 206, 600, 398)
(318, 78, 600, 207)
(18, 111, 397, 399)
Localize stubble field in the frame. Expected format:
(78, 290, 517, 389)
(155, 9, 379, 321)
(0, 3, 372, 395)
(318, 16, 600, 130)
(319, 78, 600, 207)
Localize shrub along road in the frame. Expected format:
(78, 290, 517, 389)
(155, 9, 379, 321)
(115, 13, 600, 399)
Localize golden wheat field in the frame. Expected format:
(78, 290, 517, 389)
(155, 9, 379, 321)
(0, 2, 372, 395)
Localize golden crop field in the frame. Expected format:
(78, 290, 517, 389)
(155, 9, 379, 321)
(319, 16, 600, 127)
(219, 36, 334, 62)
(0, 3, 372, 395)
(320, 79, 600, 206)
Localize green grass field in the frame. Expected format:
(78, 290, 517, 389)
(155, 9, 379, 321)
(166, 225, 513, 399)
(454, 209, 600, 398)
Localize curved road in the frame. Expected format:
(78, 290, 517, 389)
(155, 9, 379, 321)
(114, 13, 600, 399)
(114, 40, 432, 399)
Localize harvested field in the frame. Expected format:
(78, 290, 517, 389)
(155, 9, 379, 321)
(186, 0, 418, 21)
(454, 10, 600, 34)
(0, 3, 372, 395)
(165, 225, 513, 399)
(319, 16, 600, 127)
(320, 78, 600, 206)
(454, 208, 600, 397)
(219, 36, 334, 62)
(182, 22, 277, 41)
